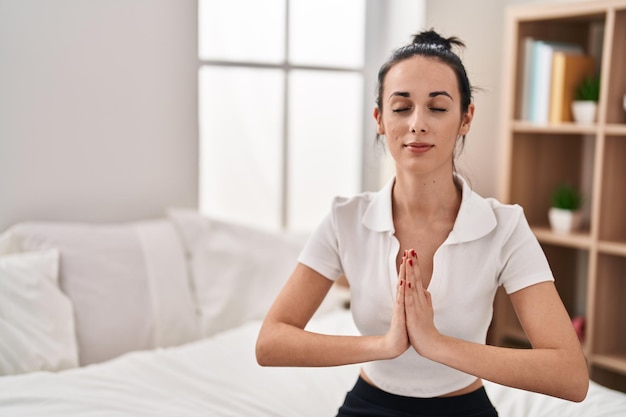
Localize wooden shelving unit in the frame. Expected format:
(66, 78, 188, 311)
(492, 0, 626, 393)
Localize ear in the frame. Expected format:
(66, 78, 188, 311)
(373, 107, 385, 135)
(459, 103, 475, 136)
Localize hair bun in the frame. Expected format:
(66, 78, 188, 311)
(411, 29, 465, 52)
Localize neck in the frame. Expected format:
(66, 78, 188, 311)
(392, 171, 462, 223)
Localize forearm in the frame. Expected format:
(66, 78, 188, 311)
(425, 334, 589, 402)
(256, 321, 392, 367)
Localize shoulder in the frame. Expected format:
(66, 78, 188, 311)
(330, 191, 377, 215)
(325, 185, 394, 237)
(453, 183, 527, 242)
(326, 192, 377, 233)
(485, 197, 524, 221)
(483, 197, 528, 236)
(480, 197, 539, 250)
(332, 177, 394, 226)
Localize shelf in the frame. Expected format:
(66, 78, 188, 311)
(605, 124, 626, 135)
(512, 120, 598, 134)
(499, 0, 626, 394)
(598, 241, 626, 256)
(592, 353, 626, 374)
(510, 1, 610, 21)
(599, 136, 626, 242)
(532, 226, 592, 249)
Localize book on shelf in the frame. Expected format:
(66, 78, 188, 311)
(519, 37, 535, 121)
(548, 52, 595, 123)
(523, 40, 583, 123)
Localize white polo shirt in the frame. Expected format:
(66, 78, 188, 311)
(298, 176, 554, 397)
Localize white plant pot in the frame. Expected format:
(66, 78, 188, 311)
(571, 100, 597, 124)
(549, 207, 583, 234)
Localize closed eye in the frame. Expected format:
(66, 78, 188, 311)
(429, 107, 447, 112)
(392, 107, 411, 113)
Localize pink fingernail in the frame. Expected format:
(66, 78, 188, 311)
(411, 249, 416, 257)
(409, 259, 413, 266)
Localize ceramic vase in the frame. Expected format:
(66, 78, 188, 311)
(549, 207, 583, 234)
(571, 100, 597, 124)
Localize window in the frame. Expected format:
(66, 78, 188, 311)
(198, 0, 366, 233)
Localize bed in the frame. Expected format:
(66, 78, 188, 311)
(1, 210, 625, 416)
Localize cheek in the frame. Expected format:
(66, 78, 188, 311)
(385, 122, 403, 139)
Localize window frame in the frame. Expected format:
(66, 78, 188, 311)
(198, 0, 369, 231)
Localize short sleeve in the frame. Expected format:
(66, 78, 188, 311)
(297, 212, 344, 281)
(498, 207, 555, 294)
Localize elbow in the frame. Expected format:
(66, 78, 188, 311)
(554, 345, 589, 402)
(255, 329, 273, 367)
(256, 319, 297, 367)
(255, 339, 268, 366)
(565, 362, 590, 403)
(569, 374, 589, 403)
(567, 382, 588, 403)
(255, 344, 270, 367)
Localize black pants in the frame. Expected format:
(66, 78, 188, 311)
(336, 377, 498, 417)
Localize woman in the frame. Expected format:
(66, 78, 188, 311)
(256, 30, 588, 417)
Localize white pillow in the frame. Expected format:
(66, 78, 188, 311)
(168, 209, 305, 336)
(5, 220, 198, 366)
(0, 231, 21, 255)
(0, 249, 79, 375)
(133, 220, 200, 346)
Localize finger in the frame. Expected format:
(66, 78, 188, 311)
(397, 284, 407, 323)
(395, 265, 407, 329)
(409, 249, 422, 289)
(397, 259, 406, 302)
(399, 250, 407, 281)
(404, 257, 417, 308)
(405, 249, 416, 290)
(406, 252, 428, 306)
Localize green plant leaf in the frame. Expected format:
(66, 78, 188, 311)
(551, 183, 582, 210)
(574, 76, 600, 101)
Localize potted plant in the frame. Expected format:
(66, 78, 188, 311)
(571, 75, 600, 124)
(549, 183, 583, 234)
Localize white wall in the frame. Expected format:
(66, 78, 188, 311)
(0, 0, 198, 232)
(423, 0, 504, 198)
(423, 0, 585, 198)
(362, 0, 425, 191)
(0, 0, 585, 233)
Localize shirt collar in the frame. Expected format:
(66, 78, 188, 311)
(362, 176, 396, 233)
(362, 175, 497, 243)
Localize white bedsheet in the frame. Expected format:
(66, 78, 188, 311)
(1, 309, 625, 417)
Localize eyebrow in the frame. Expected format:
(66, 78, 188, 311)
(429, 91, 453, 100)
(389, 91, 410, 99)
(388, 91, 454, 100)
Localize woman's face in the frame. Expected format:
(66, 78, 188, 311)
(374, 55, 474, 177)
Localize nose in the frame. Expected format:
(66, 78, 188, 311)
(410, 109, 427, 134)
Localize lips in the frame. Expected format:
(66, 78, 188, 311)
(404, 142, 434, 153)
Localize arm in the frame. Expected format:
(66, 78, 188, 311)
(402, 251, 589, 402)
(256, 262, 410, 367)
